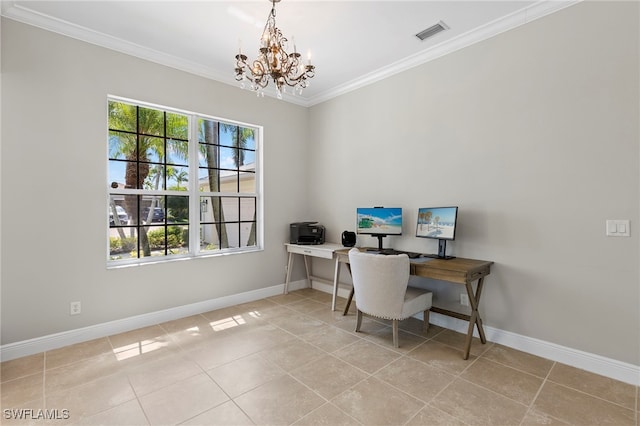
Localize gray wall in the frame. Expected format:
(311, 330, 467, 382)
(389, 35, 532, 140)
(1, 19, 309, 344)
(1, 1, 638, 368)
(308, 1, 639, 365)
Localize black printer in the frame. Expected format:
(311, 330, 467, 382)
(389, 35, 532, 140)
(290, 222, 325, 245)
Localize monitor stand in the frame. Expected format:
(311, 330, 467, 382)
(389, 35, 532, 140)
(423, 239, 456, 260)
(375, 235, 387, 251)
(365, 235, 388, 253)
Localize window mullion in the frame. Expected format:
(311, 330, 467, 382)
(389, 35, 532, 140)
(188, 115, 200, 255)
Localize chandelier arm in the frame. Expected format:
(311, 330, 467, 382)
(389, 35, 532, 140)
(234, 0, 315, 96)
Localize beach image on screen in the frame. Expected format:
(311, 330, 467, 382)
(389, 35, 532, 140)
(356, 208, 403, 235)
(416, 207, 457, 239)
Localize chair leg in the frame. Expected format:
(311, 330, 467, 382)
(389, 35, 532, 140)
(423, 310, 430, 333)
(392, 319, 399, 348)
(355, 309, 363, 332)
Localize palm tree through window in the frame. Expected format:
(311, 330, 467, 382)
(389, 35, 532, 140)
(107, 98, 260, 265)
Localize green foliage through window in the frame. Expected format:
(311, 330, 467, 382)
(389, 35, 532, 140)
(107, 97, 260, 265)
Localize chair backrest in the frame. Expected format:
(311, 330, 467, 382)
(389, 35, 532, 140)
(348, 248, 410, 319)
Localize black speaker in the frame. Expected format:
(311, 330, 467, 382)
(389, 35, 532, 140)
(342, 231, 356, 247)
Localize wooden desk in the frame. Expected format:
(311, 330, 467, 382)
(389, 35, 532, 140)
(334, 248, 493, 359)
(284, 243, 344, 294)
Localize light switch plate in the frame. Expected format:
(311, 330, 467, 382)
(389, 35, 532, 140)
(606, 220, 630, 237)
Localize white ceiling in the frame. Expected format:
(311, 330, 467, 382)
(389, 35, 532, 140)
(2, 0, 578, 106)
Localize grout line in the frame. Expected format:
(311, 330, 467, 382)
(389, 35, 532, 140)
(519, 362, 561, 426)
(8, 289, 637, 426)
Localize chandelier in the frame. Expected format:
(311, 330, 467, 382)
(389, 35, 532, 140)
(234, 0, 315, 98)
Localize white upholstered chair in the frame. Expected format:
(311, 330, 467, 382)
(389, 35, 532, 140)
(348, 248, 433, 348)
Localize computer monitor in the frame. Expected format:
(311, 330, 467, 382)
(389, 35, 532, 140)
(356, 207, 402, 251)
(416, 206, 458, 259)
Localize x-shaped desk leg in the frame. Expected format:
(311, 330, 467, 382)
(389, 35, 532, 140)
(462, 276, 487, 359)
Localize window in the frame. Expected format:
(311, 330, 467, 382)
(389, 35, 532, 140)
(107, 97, 261, 265)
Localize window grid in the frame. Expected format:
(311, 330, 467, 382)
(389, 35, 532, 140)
(108, 98, 260, 266)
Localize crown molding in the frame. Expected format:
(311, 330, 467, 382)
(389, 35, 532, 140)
(1, 1, 580, 108)
(306, 0, 581, 106)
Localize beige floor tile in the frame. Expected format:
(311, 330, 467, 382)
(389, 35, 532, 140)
(232, 296, 281, 313)
(406, 404, 468, 426)
(482, 344, 554, 378)
(306, 289, 334, 304)
(1, 353, 44, 382)
(126, 352, 203, 397)
(331, 376, 424, 425)
(292, 287, 325, 297)
(77, 398, 149, 426)
(108, 325, 178, 364)
(258, 338, 327, 372)
(1, 373, 43, 408)
(138, 373, 228, 425)
(108, 325, 170, 348)
(432, 328, 493, 357)
(245, 304, 296, 322)
(374, 357, 456, 403)
(297, 323, 362, 353)
(533, 381, 637, 425)
(267, 292, 307, 305)
(222, 321, 296, 350)
(234, 375, 325, 425)
(290, 354, 368, 399)
(207, 353, 286, 398)
(185, 330, 270, 371)
(305, 308, 359, 330)
(398, 317, 446, 338)
(46, 373, 136, 422)
(4, 289, 637, 426)
(461, 358, 544, 405)
(431, 378, 528, 425)
(547, 363, 637, 410)
(293, 402, 361, 426)
(363, 326, 428, 353)
(45, 338, 113, 370)
(181, 400, 254, 426)
(339, 315, 395, 337)
(200, 305, 266, 330)
(158, 314, 224, 348)
(45, 353, 121, 394)
(407, 340, 477, 375)
(107, 329, 183, 375)
(287, 298, 330, 315)
(520, 408, 571, 425)
(333, 339, 401, 374)
(267, 311, 327, 336)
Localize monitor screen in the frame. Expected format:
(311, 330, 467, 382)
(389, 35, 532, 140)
(356, 207, 403, 236)
(416, 206, 458, 240)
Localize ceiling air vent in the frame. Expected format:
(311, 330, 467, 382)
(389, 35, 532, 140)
(415, 21, 449, 41)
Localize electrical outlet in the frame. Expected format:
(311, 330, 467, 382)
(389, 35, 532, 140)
(70, 301, 81, 315)
(460, 293, 469, 307)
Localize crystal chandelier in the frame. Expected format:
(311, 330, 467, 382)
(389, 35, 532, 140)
(234, 0, 315, 98)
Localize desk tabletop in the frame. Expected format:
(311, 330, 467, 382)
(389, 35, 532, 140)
(286, 242, 345, 251)
(335, 247, 493, 284)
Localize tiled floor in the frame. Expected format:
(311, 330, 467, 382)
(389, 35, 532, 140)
(1, 288, 638, 425)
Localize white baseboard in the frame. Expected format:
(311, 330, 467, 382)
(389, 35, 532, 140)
(311, 280, 640, 386)
(0, 281, 307, 362)
(426, 312, 639, 386)
(2, 279, 638, 386)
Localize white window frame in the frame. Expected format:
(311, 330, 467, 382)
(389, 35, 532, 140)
(107, 96, 263, 268)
